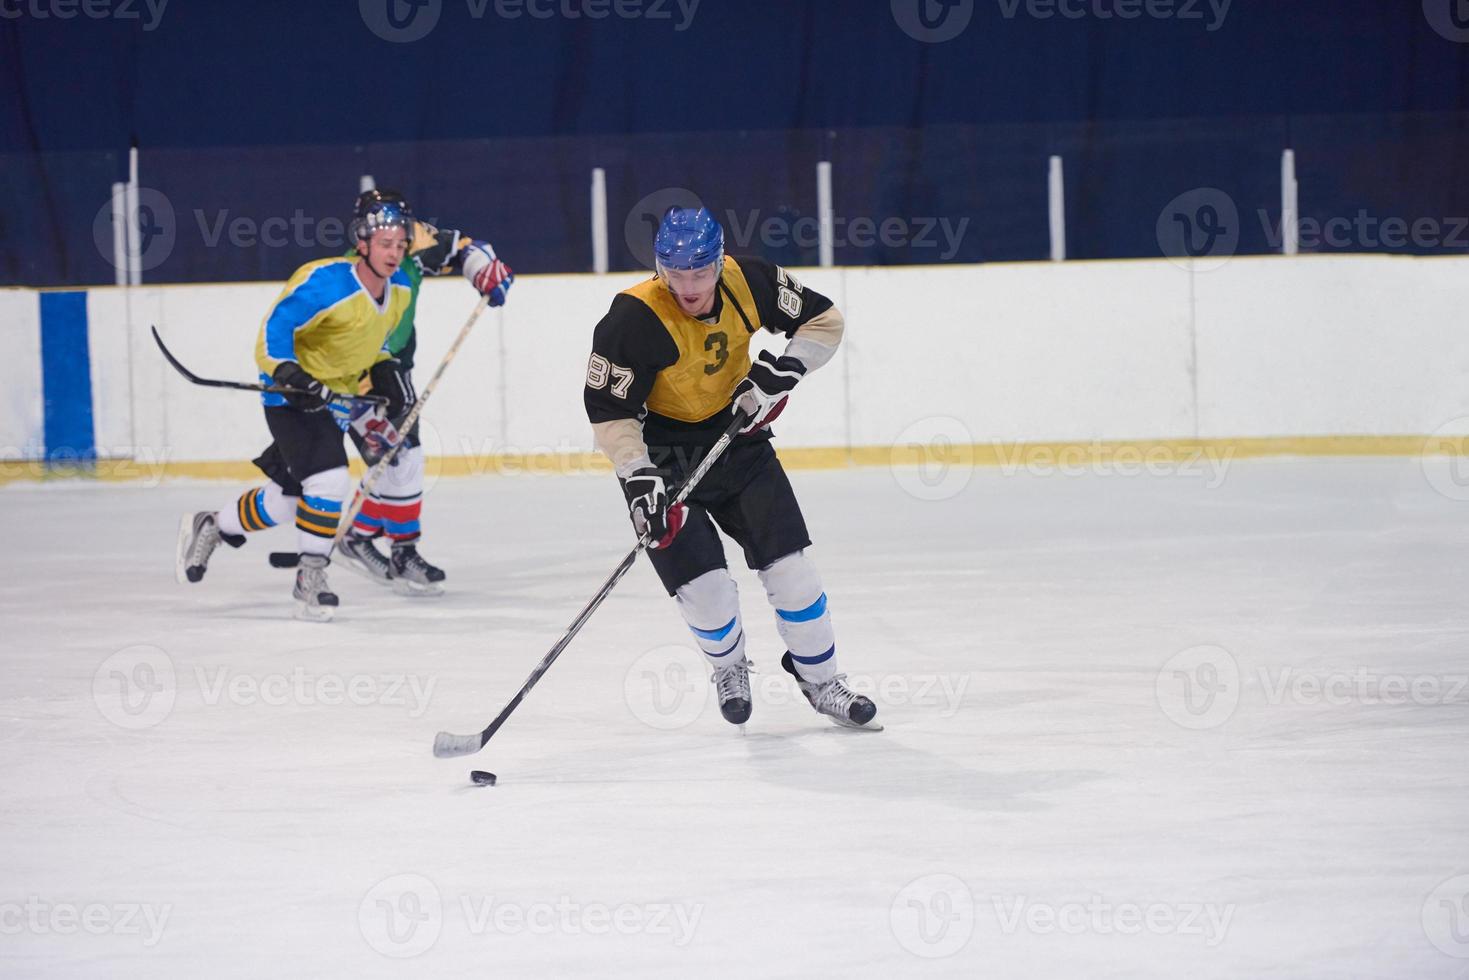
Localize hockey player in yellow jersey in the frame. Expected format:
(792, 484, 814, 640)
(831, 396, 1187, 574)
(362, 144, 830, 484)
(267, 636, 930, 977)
(175, 197, 415, 620)
(584, 207, 879, 729)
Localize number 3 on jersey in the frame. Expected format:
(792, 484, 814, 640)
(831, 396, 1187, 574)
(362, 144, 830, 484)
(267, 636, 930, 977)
(704, 332, 729, 375)
(587, 353, 634, 399)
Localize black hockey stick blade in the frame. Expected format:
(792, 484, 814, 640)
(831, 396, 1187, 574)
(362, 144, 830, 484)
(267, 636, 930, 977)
(151, 325, 388, 405)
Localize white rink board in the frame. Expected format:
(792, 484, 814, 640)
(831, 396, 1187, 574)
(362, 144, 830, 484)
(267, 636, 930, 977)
(9, 253, 1469, 464)
(0, 288, 43, 460)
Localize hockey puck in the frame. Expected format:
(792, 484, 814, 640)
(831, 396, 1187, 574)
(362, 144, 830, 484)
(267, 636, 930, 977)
(470, 770, 497, 786)
(268, 551, 300, 569)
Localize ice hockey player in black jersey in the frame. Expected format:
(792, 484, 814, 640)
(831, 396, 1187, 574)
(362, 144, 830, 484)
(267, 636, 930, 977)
(584, 206, 877, 730)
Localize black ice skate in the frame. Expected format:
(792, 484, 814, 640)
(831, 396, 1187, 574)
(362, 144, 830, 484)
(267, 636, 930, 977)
(293, 553, 339, 622)
(175, 511, 244, 584)
(390, 543, 445, 596)
(781, 652, 881, 731)
(335, 534, 393, 587)
(710, 655, 753, 725)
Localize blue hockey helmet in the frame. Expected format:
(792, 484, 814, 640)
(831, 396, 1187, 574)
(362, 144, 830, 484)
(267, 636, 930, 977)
(654, 207, 724, 273)
(351, 189, 415, 243)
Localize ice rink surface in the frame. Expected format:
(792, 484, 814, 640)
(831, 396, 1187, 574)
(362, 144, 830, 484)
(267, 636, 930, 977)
(3, 455, 1468, 978)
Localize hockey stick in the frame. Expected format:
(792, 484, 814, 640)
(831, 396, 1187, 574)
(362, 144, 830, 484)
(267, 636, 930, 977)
(151, 326, 388, 406)
(432, 409, 751, 760)
(328, 294, 491, 551)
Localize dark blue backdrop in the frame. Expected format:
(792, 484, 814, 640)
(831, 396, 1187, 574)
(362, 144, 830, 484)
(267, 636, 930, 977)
(3, 1, 1468, 284)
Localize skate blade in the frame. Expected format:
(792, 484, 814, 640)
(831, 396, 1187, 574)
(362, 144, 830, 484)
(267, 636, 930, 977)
(335, 553, 394, 588)
(175, 514, 195, 585)
(293, 601, 335, 623)
(391, 578, 444, 597)
(829, 718, 884, 732)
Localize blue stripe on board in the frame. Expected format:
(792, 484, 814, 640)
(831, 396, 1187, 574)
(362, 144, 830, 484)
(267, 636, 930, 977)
(39, 292, 95, 463)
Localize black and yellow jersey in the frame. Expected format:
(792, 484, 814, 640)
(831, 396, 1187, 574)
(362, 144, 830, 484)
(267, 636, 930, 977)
(584, 256, 834, 448)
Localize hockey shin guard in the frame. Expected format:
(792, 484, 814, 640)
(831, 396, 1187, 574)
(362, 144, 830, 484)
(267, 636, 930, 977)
(674, 569, 746, 666)
(296, 467, 349, 557)
(760, 551, 837, 684)
(357, 444, 424, 543)
(216, 483, 298, 537)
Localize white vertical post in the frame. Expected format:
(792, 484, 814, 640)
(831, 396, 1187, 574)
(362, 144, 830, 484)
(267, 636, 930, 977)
(816, 160, 834, 267)
(125, 145, 141, 286)
(359, 174, 376, 194)
(1281, 149, 1299, 256)
(1048, 155, 1066, 262)
(110, 181, 128, 287)
(590, 167, 609, 274)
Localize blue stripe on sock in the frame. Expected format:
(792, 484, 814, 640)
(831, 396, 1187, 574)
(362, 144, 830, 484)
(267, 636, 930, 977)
(254, 488, 277, 527)
(706, 631, 744, 658)
(302, 495, 342, 513)
(38, 292, 95, 463)
(789, 645, 835, 666)
(690, 616, 737, 642)
(777, 593, 827, 624)
(383, 518, 420, 535)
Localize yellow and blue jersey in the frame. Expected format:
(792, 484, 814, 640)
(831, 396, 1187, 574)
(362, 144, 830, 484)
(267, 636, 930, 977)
(254, 257, 413, 405)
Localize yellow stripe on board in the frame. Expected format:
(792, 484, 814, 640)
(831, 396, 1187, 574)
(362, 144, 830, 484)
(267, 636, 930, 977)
(4, 435, 1469, 486)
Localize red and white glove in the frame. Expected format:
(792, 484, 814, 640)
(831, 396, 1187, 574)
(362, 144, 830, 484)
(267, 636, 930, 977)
(349, 400, 402, 461)
(732, 350, 807, 434)
(461, 241, 514, 306)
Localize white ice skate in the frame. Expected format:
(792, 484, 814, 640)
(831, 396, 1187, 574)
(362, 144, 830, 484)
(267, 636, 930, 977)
(389, 543, 445, 597)
(293, 554, 339, 622)
(335, 534, 394, 587)
(781, 653, 883, 731)
(176, 511, 243, 585)
(711, 655, 753, 726)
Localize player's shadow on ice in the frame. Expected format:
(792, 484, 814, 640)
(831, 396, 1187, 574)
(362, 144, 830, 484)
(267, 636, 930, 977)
(736, 725, 1104, 814)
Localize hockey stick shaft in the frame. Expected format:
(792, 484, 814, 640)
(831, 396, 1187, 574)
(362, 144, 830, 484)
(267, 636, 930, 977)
(151, 325, 388, 405)
(433, 410, 751, 759)
(331, 295, 492, 548)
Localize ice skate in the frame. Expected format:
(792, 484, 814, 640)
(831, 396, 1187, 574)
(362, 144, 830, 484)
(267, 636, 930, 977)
(336, 533, 393, 587)
(176, 511, 244, 584)
(710, 655, 753, 726)
(292, 554, 339, 622)
(781, 653, 881, 731)
(390, 543, 445, 596)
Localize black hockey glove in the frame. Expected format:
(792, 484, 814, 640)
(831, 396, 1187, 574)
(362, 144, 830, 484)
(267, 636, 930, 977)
(272, 361, 332, 413)
(732, 350, 806, 434)
(622, 466, 685, 550)
(369, 358, 416, 422)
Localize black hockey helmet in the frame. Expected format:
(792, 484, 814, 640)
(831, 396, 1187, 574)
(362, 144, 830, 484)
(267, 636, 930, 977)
(351, 188, 415, 243)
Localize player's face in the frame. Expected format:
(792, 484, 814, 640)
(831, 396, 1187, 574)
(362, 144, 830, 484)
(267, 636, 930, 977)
(358, 226, 409, 278)
(661, 263, 719, 316)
